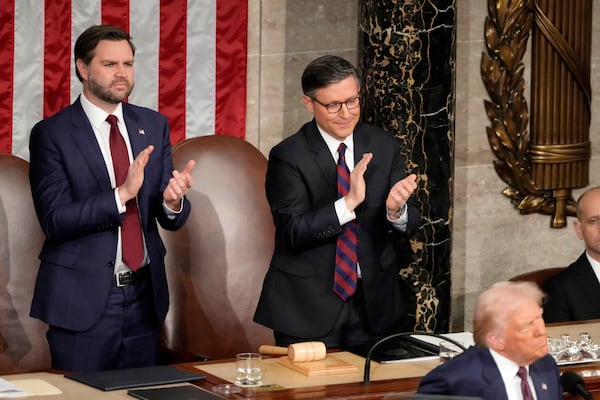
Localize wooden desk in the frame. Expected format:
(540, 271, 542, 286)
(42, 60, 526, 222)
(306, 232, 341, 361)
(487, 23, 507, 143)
(5, 323, 600, 399)
(0, 371, 200, 399)
(179, 322, 600, 399)
(180, 356, 600, 400)
(181, 351, 438, 399)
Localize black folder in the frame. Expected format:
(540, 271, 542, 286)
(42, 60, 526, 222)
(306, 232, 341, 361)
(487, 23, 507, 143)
(347, 335, 439, 363)
(65, 365, 206, 391)
(387, 395, 482, 400)
(128, 385, 223, 400)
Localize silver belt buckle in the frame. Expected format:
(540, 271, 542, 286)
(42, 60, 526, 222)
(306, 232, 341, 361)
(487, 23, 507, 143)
(115, 271, 132, 287)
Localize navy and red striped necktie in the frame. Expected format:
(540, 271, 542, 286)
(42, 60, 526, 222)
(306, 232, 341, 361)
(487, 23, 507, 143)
(333, 143, 358, 301)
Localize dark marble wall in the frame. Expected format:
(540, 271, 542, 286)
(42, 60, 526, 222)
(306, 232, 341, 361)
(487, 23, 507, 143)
(358, 0, 455, 332)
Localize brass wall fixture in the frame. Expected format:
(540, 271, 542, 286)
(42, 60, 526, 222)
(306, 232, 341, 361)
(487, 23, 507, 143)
(481, 0, 592, 228)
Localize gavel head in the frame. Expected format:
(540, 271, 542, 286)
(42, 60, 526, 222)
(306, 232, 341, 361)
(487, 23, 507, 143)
(288, 341, 327, 362)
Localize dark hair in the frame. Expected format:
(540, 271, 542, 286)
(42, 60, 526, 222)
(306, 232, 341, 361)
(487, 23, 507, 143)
(301, 55, 361, 98)
(74, 25, 135, 82)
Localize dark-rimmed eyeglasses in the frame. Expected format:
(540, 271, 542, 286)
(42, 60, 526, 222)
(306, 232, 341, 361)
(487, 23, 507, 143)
(311, 95, 360, 114)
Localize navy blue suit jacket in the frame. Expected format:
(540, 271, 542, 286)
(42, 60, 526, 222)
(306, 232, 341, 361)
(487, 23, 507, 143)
(254, 120, 420, 338)
(417, 346, 562, 400)
(28, 97, 191, 331)
(543, 252, 600, 323)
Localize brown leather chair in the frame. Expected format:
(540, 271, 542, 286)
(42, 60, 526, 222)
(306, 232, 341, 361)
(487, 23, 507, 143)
(509, 267, 565, 289)
(0, 154, 50, 373)
(160, 135, 275, 361)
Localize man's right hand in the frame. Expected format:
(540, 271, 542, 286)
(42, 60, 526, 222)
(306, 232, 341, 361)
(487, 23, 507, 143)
(118, 145, 154, 205)
(344, 152, 373, 212)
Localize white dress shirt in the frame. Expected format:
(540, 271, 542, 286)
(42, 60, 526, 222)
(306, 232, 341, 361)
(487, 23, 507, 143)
(489, 349, 538, 400)
(79, 93, 149, 274)
(316, 126, 409, 277)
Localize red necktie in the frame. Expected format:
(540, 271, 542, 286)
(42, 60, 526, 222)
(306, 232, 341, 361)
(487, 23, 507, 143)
(106, 115, 144, 271)
(333, 143, 358, 301)
(517, 366, 534, 400)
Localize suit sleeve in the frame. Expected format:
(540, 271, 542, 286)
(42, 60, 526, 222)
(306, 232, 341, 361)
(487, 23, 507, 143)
(389, 137, 420, 235)
(265, 146, 341, 252)
(542, 275, 572, 323)
(152, 116, 191, 231)
(417, 365, 454, 394)
(29, 121, 122, 242)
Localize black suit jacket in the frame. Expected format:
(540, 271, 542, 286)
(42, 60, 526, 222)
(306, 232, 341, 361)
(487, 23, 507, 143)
(253, 120, 420, 338)
(418, 346, 562, 400)
(28, 97, 191, 331)
(543, 252, 600, 323)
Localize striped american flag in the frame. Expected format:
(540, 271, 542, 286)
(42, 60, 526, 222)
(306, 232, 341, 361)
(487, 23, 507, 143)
(0, 0, 247, 160)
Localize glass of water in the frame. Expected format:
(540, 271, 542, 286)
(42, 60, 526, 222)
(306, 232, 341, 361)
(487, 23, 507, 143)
(438, 341, 462, 363)
(235, 352, 262, 386)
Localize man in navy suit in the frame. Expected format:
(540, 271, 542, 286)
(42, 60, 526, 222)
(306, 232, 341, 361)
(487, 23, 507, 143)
(28, 25, 194, 371)
(253, 55, 420, 349)
(418, 281, 562, 400)
(543, 186, 600, 323)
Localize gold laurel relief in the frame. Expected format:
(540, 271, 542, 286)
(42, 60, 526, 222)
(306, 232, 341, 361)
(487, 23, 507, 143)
(481, 0, 555, 217)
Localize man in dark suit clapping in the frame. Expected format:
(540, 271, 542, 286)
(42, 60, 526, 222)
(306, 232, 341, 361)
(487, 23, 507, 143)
(253, 55, 420, 349)
(28, 25, 194, 371)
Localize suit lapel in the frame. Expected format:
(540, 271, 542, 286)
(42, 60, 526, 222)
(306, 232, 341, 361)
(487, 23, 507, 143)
(69, 98, 111, 189)
(572, 253, 600, 314)
(353, 122, 371, 154)
(305, 120, 336, 188)
(353, 122, 374, 181)
(529, 361, 554, 400)
(476, 348, 509, 400)
(122, 103, 148, 158)
(122, 104, 151, 224)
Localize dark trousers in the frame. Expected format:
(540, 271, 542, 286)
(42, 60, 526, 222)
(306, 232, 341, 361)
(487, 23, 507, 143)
(274, 280, 397, 349)
(47, 275, 160, 372)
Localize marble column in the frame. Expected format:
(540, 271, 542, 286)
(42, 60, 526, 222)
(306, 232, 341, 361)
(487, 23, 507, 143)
(359, 0, 456, 332)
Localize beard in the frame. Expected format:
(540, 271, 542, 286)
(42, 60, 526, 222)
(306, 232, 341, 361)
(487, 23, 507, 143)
(87, 75, 134, 104)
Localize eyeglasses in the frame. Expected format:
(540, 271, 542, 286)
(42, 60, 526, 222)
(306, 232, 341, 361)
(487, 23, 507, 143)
(311, 95, 360, 114)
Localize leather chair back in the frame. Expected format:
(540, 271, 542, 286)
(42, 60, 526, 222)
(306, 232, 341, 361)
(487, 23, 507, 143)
(509, 267, 565, 288)
(0, 154, 50, 373)
(161, 136, 275, 360)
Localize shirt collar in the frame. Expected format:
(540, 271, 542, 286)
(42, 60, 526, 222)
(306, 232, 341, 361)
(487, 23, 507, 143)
(80, 92, 124, 131)
(585, 251, 600, 282)
(489, 348, 526, 382)
(316, 124, 354, 159)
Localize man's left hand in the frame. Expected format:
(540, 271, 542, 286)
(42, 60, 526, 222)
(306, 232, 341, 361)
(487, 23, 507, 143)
(163, 160, 195, 211)
(386, 174, 417, 213)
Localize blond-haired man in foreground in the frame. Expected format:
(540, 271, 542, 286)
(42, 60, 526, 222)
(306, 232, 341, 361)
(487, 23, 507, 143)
(418, 281, 561, 399)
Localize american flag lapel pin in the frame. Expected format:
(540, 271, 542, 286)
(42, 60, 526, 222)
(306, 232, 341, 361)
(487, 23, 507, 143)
(138, 128, 145, 135)
(541, 383, 548, 390)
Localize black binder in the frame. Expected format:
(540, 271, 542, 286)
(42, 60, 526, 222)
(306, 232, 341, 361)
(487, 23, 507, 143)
(347, 335, 439, 363)
(128, 385, 223, 400)
(65, 365, 206, 391)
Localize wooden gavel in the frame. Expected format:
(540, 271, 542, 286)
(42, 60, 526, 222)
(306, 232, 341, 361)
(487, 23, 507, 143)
(258, 341, 326, 362)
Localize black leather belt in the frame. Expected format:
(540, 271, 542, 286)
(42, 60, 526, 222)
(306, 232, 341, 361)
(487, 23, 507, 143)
(114, 267, 149, 287)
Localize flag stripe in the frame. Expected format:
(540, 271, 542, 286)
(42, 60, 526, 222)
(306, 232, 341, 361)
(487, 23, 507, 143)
(159, 0, 187, 145)
(2, 1, 247, 159)
(101, 0, 129, 30)
(44, 1, 71, 119)
(71, 0, 101, 103)
(13, 2, 44, 160)
(0, 0, 15, 154)
(215, 0, 247, 137)
(185, 2, 216, 138)
(129, 1, 159, 110)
